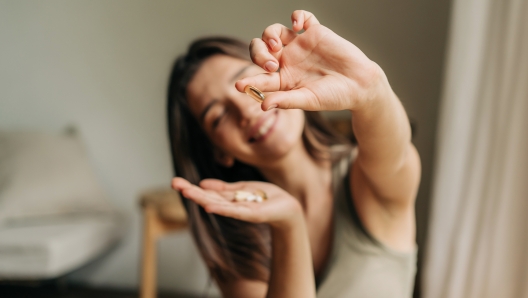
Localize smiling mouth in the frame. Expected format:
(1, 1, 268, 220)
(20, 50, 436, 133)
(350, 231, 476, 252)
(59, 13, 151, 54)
(249, 112, 278, 143)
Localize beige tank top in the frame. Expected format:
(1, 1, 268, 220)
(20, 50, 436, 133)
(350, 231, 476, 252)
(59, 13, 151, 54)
(316, 147, 417, 298)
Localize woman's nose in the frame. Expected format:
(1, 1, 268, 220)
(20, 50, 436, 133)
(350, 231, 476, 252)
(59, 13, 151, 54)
(234, 95, 262, 127)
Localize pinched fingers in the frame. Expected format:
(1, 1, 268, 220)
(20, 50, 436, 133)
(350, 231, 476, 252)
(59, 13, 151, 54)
(252, 23, 297, 72)
(291, 10, 320, 32)
(250, 38, 279, 72)
(262, 88, 319, 111)
(261, 23, 297, 52)
(235, 72, 280, 94)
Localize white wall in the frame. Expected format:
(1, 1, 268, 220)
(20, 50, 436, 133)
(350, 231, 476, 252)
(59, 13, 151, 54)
(0, 0, 450, 295)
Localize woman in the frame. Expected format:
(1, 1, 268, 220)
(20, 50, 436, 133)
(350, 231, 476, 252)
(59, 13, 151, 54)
(169, 10, 420, 298)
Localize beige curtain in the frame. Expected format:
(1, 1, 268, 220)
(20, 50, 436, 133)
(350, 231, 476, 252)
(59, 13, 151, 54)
(423, 0, 528, 297)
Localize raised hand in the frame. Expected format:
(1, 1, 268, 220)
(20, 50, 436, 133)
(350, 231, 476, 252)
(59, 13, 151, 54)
(172, 177, 303, 229)
(235, 10, 391, 112)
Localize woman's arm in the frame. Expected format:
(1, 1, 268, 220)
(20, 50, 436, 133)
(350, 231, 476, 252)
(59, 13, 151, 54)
(217, 206, 315, 298)
(236, 10, 421, 250)
(267, 210, 314, 298)
(349, 73, 420, 251)
(172, 178, 316, 298)
(350, 70, 420, 207)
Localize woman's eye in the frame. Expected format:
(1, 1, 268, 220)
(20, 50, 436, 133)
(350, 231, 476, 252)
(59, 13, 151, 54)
(212, 110, 227, 129)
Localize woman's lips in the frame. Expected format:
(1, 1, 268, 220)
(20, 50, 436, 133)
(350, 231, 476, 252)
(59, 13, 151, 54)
(248, 111, 278, 143)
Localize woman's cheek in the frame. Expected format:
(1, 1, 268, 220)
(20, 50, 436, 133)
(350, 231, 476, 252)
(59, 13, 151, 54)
(214, 125, 244, 151)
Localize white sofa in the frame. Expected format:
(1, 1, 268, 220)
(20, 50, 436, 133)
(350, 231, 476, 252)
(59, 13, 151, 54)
(0, 129, 124, 280)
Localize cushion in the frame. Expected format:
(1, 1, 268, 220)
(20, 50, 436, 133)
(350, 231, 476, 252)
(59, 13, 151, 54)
(0, 214, 124, 279)
(0, 130, 115, 226)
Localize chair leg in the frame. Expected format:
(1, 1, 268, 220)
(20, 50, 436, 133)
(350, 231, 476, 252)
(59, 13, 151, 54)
(141, 205, 158, 298)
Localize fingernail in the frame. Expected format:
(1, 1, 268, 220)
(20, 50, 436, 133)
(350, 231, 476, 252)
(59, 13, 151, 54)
(293, 20, 297, 27)
(269, 39, 277, 49)
(265, 61, 278, 72)
(267, 104, 278, 111)
(235, 80, 243, 90)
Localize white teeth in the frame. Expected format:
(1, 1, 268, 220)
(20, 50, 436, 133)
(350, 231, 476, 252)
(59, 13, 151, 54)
(254, 115, 276, 140)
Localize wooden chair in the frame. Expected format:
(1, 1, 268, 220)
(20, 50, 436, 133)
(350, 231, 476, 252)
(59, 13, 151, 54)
(139, 188, 187, 298)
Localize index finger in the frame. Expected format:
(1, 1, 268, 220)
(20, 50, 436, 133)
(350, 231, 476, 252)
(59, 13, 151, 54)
(235, 71, 280, 93)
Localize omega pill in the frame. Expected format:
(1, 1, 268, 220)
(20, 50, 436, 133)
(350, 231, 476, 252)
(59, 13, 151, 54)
(244, 85, 265, 103)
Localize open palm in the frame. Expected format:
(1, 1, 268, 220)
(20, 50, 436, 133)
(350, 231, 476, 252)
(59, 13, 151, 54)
(172, 178, 302, 229)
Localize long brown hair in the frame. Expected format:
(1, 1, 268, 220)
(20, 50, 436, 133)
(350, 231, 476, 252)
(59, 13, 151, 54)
(167, 36, 351, 283)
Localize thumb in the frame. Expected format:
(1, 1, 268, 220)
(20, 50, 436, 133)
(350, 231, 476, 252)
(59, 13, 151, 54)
(261, 88, 318, 111)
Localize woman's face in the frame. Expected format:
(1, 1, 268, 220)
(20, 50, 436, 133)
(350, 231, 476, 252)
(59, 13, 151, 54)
(186, 54, 305, 168)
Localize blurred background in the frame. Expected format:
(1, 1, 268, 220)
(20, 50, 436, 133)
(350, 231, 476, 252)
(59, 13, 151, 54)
(1, 0, 526, 298)
(0, 0, 453, 296)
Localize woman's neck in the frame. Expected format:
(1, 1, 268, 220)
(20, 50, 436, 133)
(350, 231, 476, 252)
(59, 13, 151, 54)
(258, 143, 333, 210)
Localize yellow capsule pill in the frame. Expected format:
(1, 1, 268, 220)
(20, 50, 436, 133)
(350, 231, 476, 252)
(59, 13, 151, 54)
(254, 189, 267, 201)
(244, 85, 265, 103)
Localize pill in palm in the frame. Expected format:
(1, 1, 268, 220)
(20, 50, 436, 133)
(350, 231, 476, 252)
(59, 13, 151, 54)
(254, 189, 267, 201)
(233, 190, 268, 203)
(234, 191, 253, 201)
